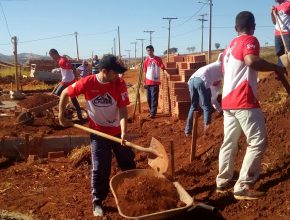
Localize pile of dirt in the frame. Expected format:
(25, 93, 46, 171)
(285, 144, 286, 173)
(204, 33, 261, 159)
(116, 175, 183, 217)
(17, 94, 58, 109)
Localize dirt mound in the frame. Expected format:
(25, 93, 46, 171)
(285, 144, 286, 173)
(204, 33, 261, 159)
(17, 94, 58, 109)
(116, 175, 182, 217)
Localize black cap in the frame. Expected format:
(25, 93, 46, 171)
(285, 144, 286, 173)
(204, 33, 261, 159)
(98, 54, 127, 74)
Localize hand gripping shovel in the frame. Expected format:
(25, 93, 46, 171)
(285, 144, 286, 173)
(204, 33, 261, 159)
(274, 11, 290, 69)
(73, 124, 169, 173)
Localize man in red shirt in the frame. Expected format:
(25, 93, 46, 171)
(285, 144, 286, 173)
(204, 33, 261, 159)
(58, 54, 136, 217)
(216, 11, 287, 200)
(271, 0, 290, 67)
(143, 45, 167, 118)
(49, 49, 83, 120)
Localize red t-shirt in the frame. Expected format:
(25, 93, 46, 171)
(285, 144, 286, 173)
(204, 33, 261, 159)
(58, 56, 75, 84)
(222, 35, 260, 109)
(143, 56, 165, 85)
(274, 1, 290, 36)
(67, 75, 130, 135)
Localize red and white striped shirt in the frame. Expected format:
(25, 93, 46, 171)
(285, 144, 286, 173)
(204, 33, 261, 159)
(222, 35, 260, 109)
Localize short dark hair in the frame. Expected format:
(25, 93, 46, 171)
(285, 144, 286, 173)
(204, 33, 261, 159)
(146, 45, 154, 51)
(99, 54, 127, 74)
(235, 11, 255, 33)
(49, 48, 59, 55)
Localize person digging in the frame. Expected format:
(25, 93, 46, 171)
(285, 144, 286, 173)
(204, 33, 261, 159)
(184, 53, 223, 137)
(49, 49, 83, 121)
(58, 54, 136, 217)
(216, 11, 288, 200)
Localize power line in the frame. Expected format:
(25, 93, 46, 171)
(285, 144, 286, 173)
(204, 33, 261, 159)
(172, 4, 206, 28)
(18, 33, 74, 44)
(0, 2, 12, 38)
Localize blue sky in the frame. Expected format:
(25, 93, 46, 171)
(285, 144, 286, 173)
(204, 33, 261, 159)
(0, 0, 276, 59)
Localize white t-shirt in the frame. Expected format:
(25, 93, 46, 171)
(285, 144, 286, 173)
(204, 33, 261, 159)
(188, 61, 222, 89)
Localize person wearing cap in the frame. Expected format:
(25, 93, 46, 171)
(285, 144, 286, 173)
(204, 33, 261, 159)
(271, 0, 290, 67)
(76, 60, 91, 78)
(92, 55, 100, 74)
(58, 54, 136, 217)
(184, 53, 223, 136)
(216, 11, 287, 200)
(49, 48, 83, 120)
(143, 45, 167, 118)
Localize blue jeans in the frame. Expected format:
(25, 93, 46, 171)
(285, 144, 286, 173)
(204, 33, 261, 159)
(185, 77, 212, 134)
(53, 83, 82, 115)
(90, 134, 136, 204)
(275, 34, 290, 67)
(146, 85, 159, 116)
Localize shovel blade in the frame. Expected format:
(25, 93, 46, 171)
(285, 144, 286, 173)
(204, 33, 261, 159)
(280, 53, 290, 70)
(148, 137, 169, 174)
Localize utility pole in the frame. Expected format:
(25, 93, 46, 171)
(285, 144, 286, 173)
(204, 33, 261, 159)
(12, 36, 19, 91)
(208, 0, 213, 62)
(136, 38, 145, 62)
(197, 14, 207, 53)
(162, 17, 178, 62)
(118, 26, 121, 59)
(131, 41, 137, 69)
(74, 32, 80, 61)
(144, 30, 155, 45)
(113, 38, 116, 56)
(125, 50, 131, 68)
(111, 47, 114, 54)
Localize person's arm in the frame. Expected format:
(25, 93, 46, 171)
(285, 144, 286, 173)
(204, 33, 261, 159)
(119, 107, 128, 146)
(271, 6, 277, 25)
(244, 54, 287, 78)
(58, 88, 73, 127)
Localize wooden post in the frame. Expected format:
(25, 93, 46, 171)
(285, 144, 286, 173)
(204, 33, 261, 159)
(170, 140, 175, 177)
(137, 92, 141, 114)
(25, 134, 29, 158)
(12, 36, 19, 91)
(190, 111, 199, 162)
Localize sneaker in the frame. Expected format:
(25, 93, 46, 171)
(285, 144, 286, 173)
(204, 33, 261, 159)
(93, 202, 104, 217)
(216, 185, 233, 193)
(216, 181, 235, 193)
(185, 133, 191, 137)
(234, 189, 265, 200)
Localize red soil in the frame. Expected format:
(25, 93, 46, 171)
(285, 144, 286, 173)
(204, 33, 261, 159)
(17, 94, 58, 109)
(116, 175, 180, 217)
(0, 73, 289, 219)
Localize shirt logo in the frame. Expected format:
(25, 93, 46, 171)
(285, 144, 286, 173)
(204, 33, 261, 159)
(247, 44, 256, 50)
(92, 93, 113, 107)
(121, 92, 128, 101)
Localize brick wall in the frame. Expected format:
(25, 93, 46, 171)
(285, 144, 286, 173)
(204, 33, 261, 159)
(159, 53, 207, 119)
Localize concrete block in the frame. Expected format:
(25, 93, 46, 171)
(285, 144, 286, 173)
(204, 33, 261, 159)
(48, 151, 65, 159)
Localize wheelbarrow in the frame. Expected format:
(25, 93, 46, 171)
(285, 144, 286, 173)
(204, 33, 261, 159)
(110, 169, 194, 220)
(15, 96, 59, 125)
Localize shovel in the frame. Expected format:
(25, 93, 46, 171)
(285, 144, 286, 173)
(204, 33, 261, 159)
(73, 123, 169, 173)
(274, 12, 290, 69)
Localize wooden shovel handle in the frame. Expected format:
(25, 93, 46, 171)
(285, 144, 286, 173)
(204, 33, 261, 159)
(73, 124, 160, 156)
(274, 12, 289, 54)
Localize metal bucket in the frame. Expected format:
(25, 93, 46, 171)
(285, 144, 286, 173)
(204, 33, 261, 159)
(110, 169, 193, 220)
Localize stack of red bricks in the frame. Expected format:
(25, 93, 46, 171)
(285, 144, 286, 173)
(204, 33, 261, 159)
(159, 54, 206, 119)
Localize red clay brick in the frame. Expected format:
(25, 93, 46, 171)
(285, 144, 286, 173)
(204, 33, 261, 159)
(166, 62, 177, 68)
(176, 62, 188, 69)
(166, 68, 179, 75)
(168, 75, 181, 81)
(187, 62, 206, 70)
